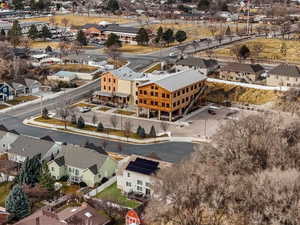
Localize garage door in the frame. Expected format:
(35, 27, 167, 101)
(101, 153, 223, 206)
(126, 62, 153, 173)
(31, 87, 39, 94)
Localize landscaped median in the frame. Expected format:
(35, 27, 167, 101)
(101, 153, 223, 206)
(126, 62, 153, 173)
(24, 116, 170, 144)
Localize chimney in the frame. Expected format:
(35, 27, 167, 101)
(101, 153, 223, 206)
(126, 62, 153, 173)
(36, 217, 40, 225)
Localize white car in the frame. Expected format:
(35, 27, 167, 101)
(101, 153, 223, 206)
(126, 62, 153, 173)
(79, 107, 91, 113)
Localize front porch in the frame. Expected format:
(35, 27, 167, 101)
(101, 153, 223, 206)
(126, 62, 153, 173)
(92, 91, 130, 108)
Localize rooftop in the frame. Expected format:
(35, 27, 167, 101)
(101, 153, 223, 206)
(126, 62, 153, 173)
(220, 63, 264, 74)
(268, 64, 300, 77)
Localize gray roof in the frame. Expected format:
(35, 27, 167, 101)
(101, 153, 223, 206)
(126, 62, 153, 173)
(177, 57, 218, 68)
(140, 69, 207, 92)
(220, 63, 264, 74)
(110, 67, 148, 81)
(268, 64, 300, 77)
(54, 145, 108, 171)
(9, 135, 55, 158)
(54, 156, 65, 167)
(0, 130, 7, 139)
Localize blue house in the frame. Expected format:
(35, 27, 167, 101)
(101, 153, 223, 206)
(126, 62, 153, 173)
(0, 83, 14, 102)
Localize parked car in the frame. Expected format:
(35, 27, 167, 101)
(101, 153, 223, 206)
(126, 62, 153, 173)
(79, 107, 91, 113)
(208, 109, 216, 115)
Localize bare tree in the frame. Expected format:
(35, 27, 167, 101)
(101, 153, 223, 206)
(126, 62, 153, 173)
(123, 120, 132, 139)
(276, 88, 300, 116)
(57, 96, 72, 129)
(230, 44, 242, 62)
(104, 45, 122, 67)
(110, 115, 118, 130)
(92, 113, 98, 125)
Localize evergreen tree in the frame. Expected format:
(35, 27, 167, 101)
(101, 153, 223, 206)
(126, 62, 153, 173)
(76, 30, 87, 46)
(45, 45, 52, 53)
(136, 125, 142, 135)
(42, 107, 49, 119)
(0, 29, 6, 38)
(175, 30, 187, 43)
(197, 0, 210, 11)
(163, 29, 174, 46)
(149, 125, 156, 138)
(221, 2, 228, 11)
(239, 45, 250, 59)
(12, 0, 24, 10)
(28, 24, 39, 40)
(137, 126, 146, 138)
(8, 20, 22, 48)
(155, 26, 164, 44)
(225, 26, 232, 36)
(105, 33, 122, 48)
(18, 154, 42, 186)
(97, 122, 104, 132)
(77, 116, 85, 129)
(40, 25, 51, 41)
(136, 28, 149, 45)
(71, 114, 77, 125)
(5, 185, 30, 220)
(39, 162, 55, 191)
(107, 0, 119, 12)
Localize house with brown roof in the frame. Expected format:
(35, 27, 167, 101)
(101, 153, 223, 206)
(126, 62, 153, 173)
(266, 64, 300, 86)
(219, 63, 264, 83)
(13, 203, 110, 225)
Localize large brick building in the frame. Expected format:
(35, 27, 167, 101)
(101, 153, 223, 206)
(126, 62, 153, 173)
(137, 69, 207, 121)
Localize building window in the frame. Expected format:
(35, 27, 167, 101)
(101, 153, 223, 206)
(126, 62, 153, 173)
(136, 91, 138, 96)
(137, 180, 143, 185)
(108, 78, 111, 82)
(103, 78, 106, 82)
(127, 172, 130, 177)
(166, 103, 170, 108)
(108, 86, 111, 91)
(186, 97, 189, 102)
(75, 169, 79, 175)
(146, 182, 151, 187)
(139, 99, 142, 103)
(151, 92, 154, 96)
(126, 182, 131, 187)
(182, 90, 185, 94)
(143, 100, 147, 104)
(137, 186, 143, 191)
(182, 99, 185, 103)
(155, 86, 158, 90)
(186, 87, 189, 92)
(69, 168, 71, 172)
(173, 102, 176, 107)
(155, 92, 158, 97)
(136, 82, 139, 86)
(173, 93, 176, 98)
(151, 101, 154, 105)
(144, 91, 147, 95)
(104, 86, 106, 90)
(139, 90, 142, 94)
(113, 79, 116, 83)
(162, 102, 165, 107)
(51, 167, 54, 171)
(162, 93, 165, 98)
(155, 101, 158, 105)
(151, 86, 154, 89)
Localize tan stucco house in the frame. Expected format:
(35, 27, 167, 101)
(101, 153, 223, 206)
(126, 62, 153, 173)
(219, 63, 264, 83)
(266, 64, 300, 87)
(48, 145, 117, 187)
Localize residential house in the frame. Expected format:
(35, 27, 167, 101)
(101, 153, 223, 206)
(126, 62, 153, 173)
(175, 57, 219, 75)
(0, 21, 48, 35)
(137, 69, 207, 121)
(94, 67, 149, 106)
(14, 203, 110, 225)
(219, 63, 264, 83)
(117, 155, 172, 197)
(7, 78, 41, 95)
(48, 144, 117, 187)
(0, 129, 19, 153)
(0, 82, 14, 102)
(126, 209, 142, 225)
(7, 135, 61, 163)
(81, 23, 140, 44)
(266, 64, 300, 86)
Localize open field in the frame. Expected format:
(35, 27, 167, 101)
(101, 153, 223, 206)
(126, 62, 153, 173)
(95, 183, 141, 208)
(212, 38, 300, 63)
(120, 44, 161, 54)
(46, 64, 98, 73)
(205, 82, 279, 105)
(21, 14, 131, 26)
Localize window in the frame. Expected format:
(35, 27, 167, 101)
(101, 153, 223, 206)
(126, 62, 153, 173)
(137, 180, 143, 185)
(151, 101, 154, 105)
(146, 182, 151, 187)
(182, 90, 185, 94)
(113, 79, 116, 83)
(173, 93, 176, 98)
(136, 91, 138, 96)
(186, 97, 189, 102)
(139, 99, 142, 103)
(108, 86, 111, 91)
(139, 90, 142, 94)
(173, 103, 176, 107)
(151, 92, 154, 96)
(103, 78, 106, 82)
(182, 99, 185, 103)
(162, 102, 165, 107)
(155, 101, 158, 105)
(126, 182, 131, 187)
(186, 87, 189, 92)
(137, 186, 143, 191)
(162, 93, 165, 98)
(155, 86, 158, 90)
(51, 167, 54, 171)
(108, 78, 111, 82)
(104, 86, 106, 90)
(166, 103, 170, 108)
(144, 91, 147, 95)
(75, 169, 79, 176)
(151, 86, 154, 89)
(69, 168, 71, 172)
(143, 100, 147, 104)
(155, 92, 158, 97)
(113, 87, 115, 92)
(127, 172, 130, 177)
(166, 94, 170, 98)
(136, 82, 139, 86)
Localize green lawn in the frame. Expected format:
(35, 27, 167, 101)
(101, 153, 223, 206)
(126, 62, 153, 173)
(114, 110, 136, 116)
(98, 106, 111, 112)
(95, 183, 141, 208)
(0, 182, 12, 207)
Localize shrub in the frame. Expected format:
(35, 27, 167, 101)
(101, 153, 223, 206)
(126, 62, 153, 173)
(77, 116, 85, 129)
(71, 114, 77, 125)
(138, 126, 146, 138)
(149, 125, 156, 138)
(97, 122, 104, 132)
(59, 175, 69, 182)
(42, 107, 49, 119)
(136, 125, 142, 135)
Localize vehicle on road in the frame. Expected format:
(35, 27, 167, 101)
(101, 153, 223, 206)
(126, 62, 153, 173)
(208, 109, 216, 115)
(169, 51, 180, 57)
(79, 107, 91, 113)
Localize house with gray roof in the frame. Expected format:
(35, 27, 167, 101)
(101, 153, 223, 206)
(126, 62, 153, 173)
(7, 135, 61, 163)
(176, 57, 219, 75)
(81, 23, 140, 44)
(219, 62, 264, 83)
(0, 130, 19, 153)
(267, 64, 300, 86)
(7, 78, 41, 95)
(48, 145, 117, 187)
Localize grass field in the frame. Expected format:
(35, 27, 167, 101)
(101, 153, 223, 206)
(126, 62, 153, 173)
(21, 14, 131, 27)
(114, 109, 136, 116)
(120, 44, 161, 54)
(71, 102, 97, 108)
(47, 64, 98, 73)
(205, 82, 279, 105)
(212, 38, 300, 63)
(95, 183, 140, 208)
(7, 96, 39, 105)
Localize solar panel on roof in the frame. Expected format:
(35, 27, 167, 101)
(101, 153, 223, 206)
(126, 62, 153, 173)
(135, 157, 159, 167)
(126, 160, 159, 175)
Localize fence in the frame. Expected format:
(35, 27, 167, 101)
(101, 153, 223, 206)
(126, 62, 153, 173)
(85, 176, 117, 198)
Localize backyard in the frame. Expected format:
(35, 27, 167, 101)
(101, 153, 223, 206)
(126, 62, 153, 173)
(21, 14, 132, 26)
(95, 183, 141, 208)
(0, 182, 12, 206)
